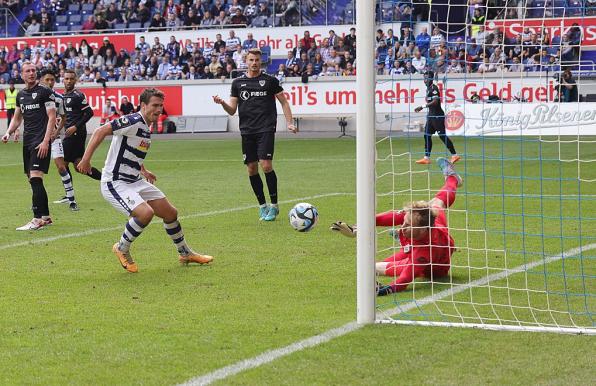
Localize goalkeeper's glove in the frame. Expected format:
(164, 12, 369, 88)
(330, 221, 357, 238)
(376, 282, 394, 296)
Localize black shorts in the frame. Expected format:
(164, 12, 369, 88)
(241, 132, 275, 164)
(23, 145, 50, 175)
(425, 117, 446, 135)
(62, 134, 86, 163)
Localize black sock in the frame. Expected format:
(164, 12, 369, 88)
(30, 177, 49, 218)
(249, 174, 266, 205)
(88, 167, 102, 180)
(439, 133, 457, 155)
(265, 170, 278, 204)
(424, 132, 433, 158)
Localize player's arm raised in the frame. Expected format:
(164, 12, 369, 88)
(276, 91, 297, 133)
(213, 95, 238, 116)
(2, 107, 22, 143)
(77, 122, 112, 174)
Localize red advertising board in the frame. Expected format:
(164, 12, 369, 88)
(486, 17, 596, 46)
(0, 85, 182, 118)
(0, 33, 136, 54)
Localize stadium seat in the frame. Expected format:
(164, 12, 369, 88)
(567, 0, 584, 15)
(56, 15, 67, 25)
(115, 23, 126, 32)
(81, 3, 94, 12)
(68, 4, 80, 13)
(261, 45, 271, 63)
(250, 15, 268, 27)
(69, 14, 82, 24)
(128, 22, 142, 30)
(57, 25, 69, 32)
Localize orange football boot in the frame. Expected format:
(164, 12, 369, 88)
(179, 251, 214, 265)
(450, 155, 461, 164)
(112, 243, 138, 273)
(415, 158, 431, 164)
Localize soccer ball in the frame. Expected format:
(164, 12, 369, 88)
(288, 203, 319, 232)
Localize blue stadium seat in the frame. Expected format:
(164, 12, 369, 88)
(69, 14, 82, 24)
(115, 23, 126, 32)
(567, 0, 584, 15)
(547, 47, 559, 56)
(261, 45, 271, 63)
(56, 15, 67, 25)
(128, 22, 142, 30)
(57, 25, 69, 32)
(81, 3, 94, 12)
(68, 4, 80, 13)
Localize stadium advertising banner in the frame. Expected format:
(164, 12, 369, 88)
(0, 34, 136, 54)
(444, 102, 596, 136)
(182, 77, 567, 116)
(486, 17, 596, 46)
(135, 24, 359, 56)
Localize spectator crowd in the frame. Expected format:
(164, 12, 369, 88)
(0, 0, 588, 85)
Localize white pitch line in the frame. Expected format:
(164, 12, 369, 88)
(180, 243, 596, 386)
(151, 158, 356, 163)
(0, 192, 353, 251)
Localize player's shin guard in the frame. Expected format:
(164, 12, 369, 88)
(264, 170, 278, 205)
(163, 219, 191, 255)
(434, 176, 459, 208)
(88, 167, 102, 181)
(60, 168, 76, 203)
(30, 177, 49, 218)
(118, 218, 146, 253)
(249, 174, 266, 205)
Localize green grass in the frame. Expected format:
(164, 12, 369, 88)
(0, 136, 593, 385)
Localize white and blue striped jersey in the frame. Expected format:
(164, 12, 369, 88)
(52, 90, 66, 138)
(102, 112, 151, 183)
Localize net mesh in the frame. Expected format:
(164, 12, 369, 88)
(374, 0, 595, 332)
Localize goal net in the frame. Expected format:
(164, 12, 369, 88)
(359, 0, 596, 334)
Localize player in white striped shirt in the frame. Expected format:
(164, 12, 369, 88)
(77, 88, 213, 273)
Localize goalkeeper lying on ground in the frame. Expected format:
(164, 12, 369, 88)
(331, 158, 462, 296)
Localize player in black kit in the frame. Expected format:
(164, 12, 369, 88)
(2, 62, 57, 230)
(414, 71, 460, 165)
(52, 69, 97, 208)
(213, 48, 297, 221)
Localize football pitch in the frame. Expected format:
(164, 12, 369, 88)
(0, 136, 593, 385)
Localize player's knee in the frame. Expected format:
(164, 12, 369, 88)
(246, 163, 258, 175)
(165, 205, 178, 222)
(135, 205, 154, 224)
(260, 161, 273, 173)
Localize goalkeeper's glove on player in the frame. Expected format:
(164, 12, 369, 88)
(376, 282, 394, 296)
(330, 221, 357, 238)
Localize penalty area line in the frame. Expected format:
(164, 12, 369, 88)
(0, 192, 354, 251)
(179, 243, 596, 386)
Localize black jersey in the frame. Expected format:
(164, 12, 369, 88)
(17, 84, 55, 149)
(426, 84, 444, 119)
(230, 73, 283, 134)
(63, 89, 91, 134)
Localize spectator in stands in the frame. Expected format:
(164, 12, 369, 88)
(22, 9, 38, 31)
(131, 57, 145, 80)
(505, 34, 522, 61)
(166, 12, 181, 30)
(257, 1, 271, 18)
(137, 36, 151, 57)
(25, 18, 40, 36)
(560, 69, 578, 102)
(477, 57, 492, 73)
(279, 0, 300, 26)
(226, 30, 242, 52)
(153, 37, 165, 56)
(166, 36, 180, 59)
(213, 34, 226, 52)
(231, 8, 248, 25)
(296, 52, 310, 72)
(285, 50, 297, 68)
(560, 34, 575, 63)
(39, 15, 52, 35)
(106, 3, 122, 28)
(104, 48, 117, 69)
(243, 33, 258, 50)
(157, 55, 171, 80)
(386, 28, 398, 47)
(78, 39, 91, 58)
(80, 66, 94, 82)
(521, 27, 531, 43)
(166, 57, 182, 79)
(145, 55, 159, 80)
(312, 52, 323, 74)
(137, 3, 151, 26)
(446, 58, 463, 73)
(475, 25, 487, 46)
(430, 27, 445, 50)
(82, 15, 96, 32)
(6, 44, 18, 65)
(150, 12, 166, 31)
(89, 48, 104, 72)
(95, 14, 109, 31)
(201, 10, 216, 26)
(328, 29, 339, 48)
(466, 40, 481, 70)
(508, 56, 522, 72)
(470, 8, 485, 37)
(208, 53, 222, 74)
(489, 46, 506, 68)
(105, 68, 117, 82)
(244, 0, 258, 21)
(401, 26, 415, 48)
(118, 96, 135, 116)
(214, 10, 229, 26)
(411, 49, 427, 72)
(184, 8, 202, 28)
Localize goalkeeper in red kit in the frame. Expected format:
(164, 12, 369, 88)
(331, 157, 462, 295)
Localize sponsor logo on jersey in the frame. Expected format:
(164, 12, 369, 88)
(240, 90, 250, 100)
(22, 103, 41, 111)
(403, 244, 411, 253)
(241, 83, 246, 87)
(137, 139, 150, 152)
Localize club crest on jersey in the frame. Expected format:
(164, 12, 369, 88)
(259, 80, 266, 87)
(404, 244, 411, 253)
(137, 139, 150, 152)
(32, 93, 37, 99)
(66, 98, 71, 104)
